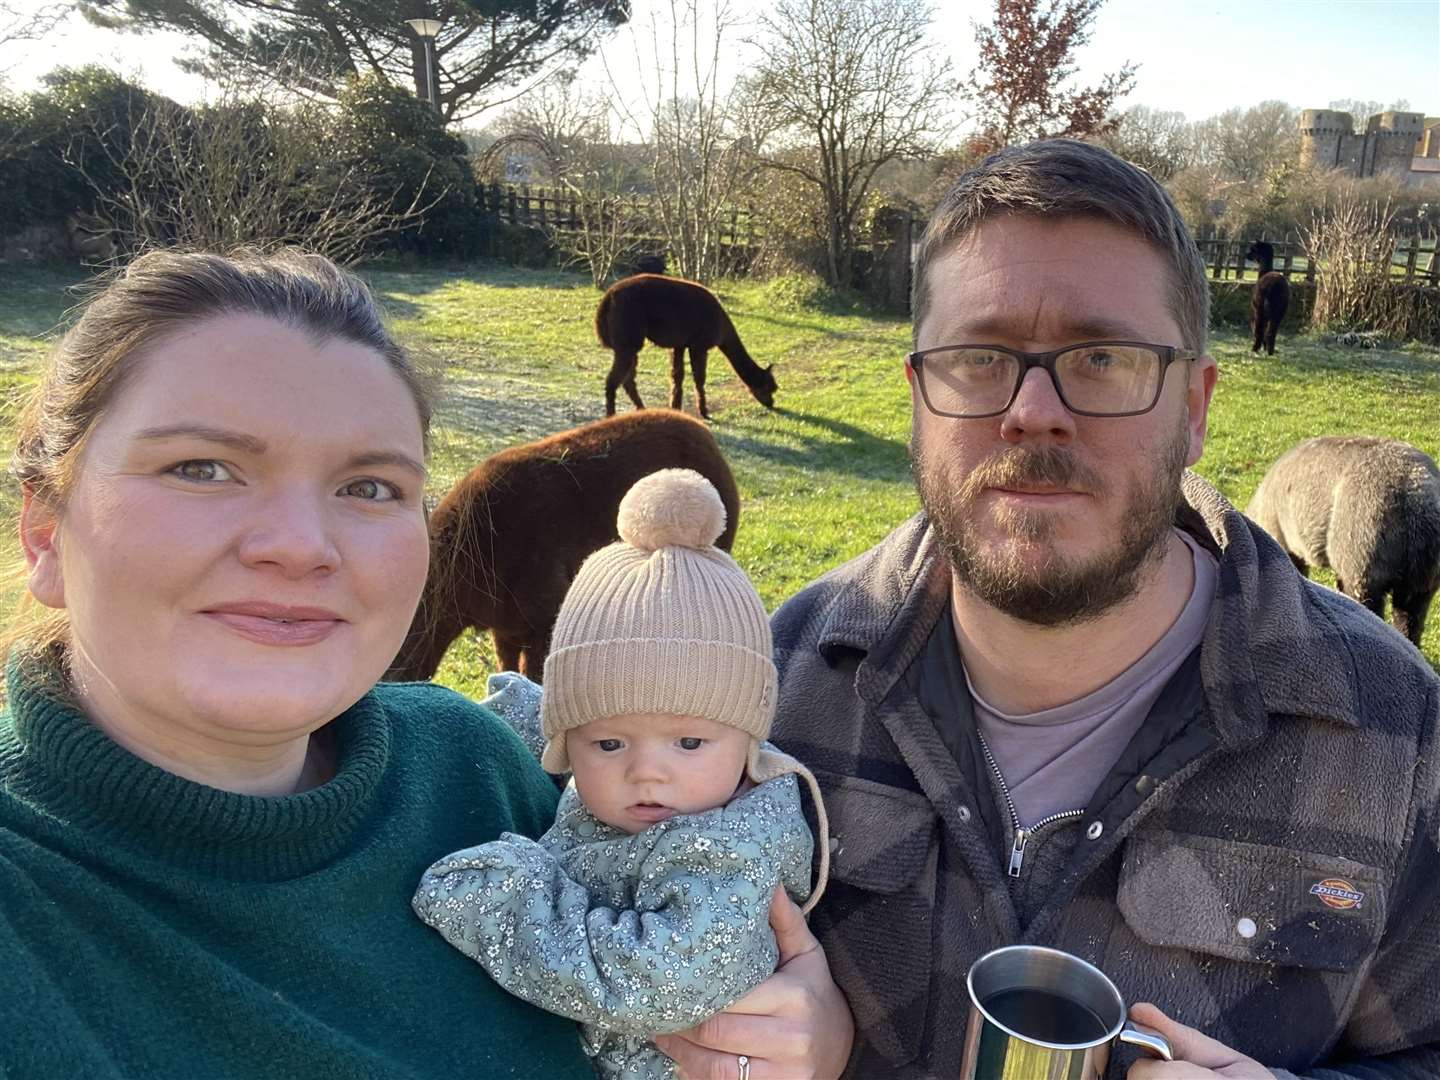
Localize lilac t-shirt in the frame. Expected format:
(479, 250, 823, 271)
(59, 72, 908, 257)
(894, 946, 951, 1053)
(967, 530, 1217, 827)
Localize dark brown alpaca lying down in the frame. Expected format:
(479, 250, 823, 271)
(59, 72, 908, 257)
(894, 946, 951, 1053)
(386, 410, 741, 682)
(595, 273, 776, 418)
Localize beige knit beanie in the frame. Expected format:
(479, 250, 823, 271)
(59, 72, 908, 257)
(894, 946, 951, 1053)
(540, 468, 777, 774)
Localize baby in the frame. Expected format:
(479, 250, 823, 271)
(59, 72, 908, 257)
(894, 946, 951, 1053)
(413, 468, 829, 1080)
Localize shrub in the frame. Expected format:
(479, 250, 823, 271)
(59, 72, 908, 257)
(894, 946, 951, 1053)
(0, 66, 484, 264)
(748, 167, 829, 279)
(1303, 196, 1440, 345)
(756, 271, 861, 314)
(0, 67, 159, 240)
(329, 75, 482, 259)
(1210, 280, 1313, 331)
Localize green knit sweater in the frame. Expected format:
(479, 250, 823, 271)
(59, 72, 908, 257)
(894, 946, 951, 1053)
(0, 663, 594, 1080)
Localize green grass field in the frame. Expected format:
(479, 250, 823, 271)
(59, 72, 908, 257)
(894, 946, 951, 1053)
(2, 260, 1437, 695)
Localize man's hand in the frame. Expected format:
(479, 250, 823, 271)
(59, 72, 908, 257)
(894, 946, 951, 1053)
(1127, 1003, 1274, 1079)
(654, 889, 854, 1080)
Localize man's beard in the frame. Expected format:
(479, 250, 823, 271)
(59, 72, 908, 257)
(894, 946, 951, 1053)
(910, 429, 1190, 627)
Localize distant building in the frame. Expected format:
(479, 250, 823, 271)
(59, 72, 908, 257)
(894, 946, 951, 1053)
(1299, 109, 1440, 188)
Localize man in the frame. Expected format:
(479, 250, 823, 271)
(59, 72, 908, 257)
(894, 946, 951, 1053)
(771, 139, 1440, 1079)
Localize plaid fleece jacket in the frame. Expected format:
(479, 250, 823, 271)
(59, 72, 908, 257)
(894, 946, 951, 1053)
(771, 473, 1440, 1079)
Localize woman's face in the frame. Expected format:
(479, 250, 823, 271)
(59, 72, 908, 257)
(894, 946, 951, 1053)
(23, 313, 430, 751)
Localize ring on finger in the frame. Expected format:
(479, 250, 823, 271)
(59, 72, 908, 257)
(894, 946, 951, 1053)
(737, 1054, 750, 1080)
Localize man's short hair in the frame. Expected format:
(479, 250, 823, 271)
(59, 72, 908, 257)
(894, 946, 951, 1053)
(912, 138, 1210, 353)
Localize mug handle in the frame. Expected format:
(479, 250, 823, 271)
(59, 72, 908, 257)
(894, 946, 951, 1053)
(1119, 1020, 1173, 1061)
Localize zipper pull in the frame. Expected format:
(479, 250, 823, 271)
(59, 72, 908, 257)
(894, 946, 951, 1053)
(1008, 828, 1028, 877)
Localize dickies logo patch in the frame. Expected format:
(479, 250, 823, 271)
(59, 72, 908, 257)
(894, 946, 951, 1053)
(1310, 878, 1365, 910)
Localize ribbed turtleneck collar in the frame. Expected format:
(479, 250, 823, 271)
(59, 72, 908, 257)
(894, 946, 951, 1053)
(0, 657, 393, 881)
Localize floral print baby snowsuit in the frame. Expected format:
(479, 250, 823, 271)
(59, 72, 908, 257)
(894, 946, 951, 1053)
(413, 674, 819, 1080)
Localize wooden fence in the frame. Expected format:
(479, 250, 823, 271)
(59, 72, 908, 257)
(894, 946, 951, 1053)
(477, 181, 764, 249)
(475, 182, 1440, 291)
(1192, 234, 1439, 287)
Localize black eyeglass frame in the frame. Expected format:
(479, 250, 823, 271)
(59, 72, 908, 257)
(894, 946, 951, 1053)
(906, 340, 1200, 419)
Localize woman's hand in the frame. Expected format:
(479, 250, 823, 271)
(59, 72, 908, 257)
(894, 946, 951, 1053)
(1126, 1004, 1274, 1079)
(654, 889, 854, 1080)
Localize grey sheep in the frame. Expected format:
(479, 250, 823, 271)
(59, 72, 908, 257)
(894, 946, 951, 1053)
(1246, 435, 1440, 646)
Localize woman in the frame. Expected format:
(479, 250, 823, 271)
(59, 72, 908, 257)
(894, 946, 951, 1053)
(0, 249, 851, 1079)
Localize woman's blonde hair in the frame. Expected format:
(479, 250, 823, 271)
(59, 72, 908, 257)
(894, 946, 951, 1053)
(5, 247, 435, 657)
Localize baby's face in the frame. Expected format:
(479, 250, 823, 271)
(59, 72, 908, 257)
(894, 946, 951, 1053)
(567, 713, 751, 834)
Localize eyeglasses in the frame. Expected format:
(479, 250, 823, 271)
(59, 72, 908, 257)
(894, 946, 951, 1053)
(906, 341, 1199, 419)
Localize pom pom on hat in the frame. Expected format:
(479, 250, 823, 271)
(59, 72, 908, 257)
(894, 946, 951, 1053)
(540, 464, 775, 775)
(617, 468, 727, 551)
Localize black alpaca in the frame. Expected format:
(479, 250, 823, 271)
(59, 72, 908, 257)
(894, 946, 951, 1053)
(594, 274, 776, 419)
(1245, 241, 1290, 356)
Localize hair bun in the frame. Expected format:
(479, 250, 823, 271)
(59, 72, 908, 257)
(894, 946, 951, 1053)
(617, 468, 727, 551)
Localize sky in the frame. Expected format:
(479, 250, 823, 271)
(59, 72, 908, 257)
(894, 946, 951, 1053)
(0, 0, 1435, 130)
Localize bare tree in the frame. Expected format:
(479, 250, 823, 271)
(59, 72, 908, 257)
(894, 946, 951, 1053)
(488, 79, 647, 286)
(483, 74, 611, 181)
(964, 0, 1135, 148)
(604, 0, 753, 283)
(1189, 100, 1298, 183)
(1098, 104, 1192, 181)
(1326, 98, 1413, 126)
(0, 0, 74, 55)
(747, 0, 952, 287)
(551, 173, 648, 287)
(69, 76, 435, 263)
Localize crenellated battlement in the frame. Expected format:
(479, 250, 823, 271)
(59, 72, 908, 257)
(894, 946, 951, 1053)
(1299, 108, 1435, 180)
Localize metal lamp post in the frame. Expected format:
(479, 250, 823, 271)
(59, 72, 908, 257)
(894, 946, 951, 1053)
(405, 18, 443, 115)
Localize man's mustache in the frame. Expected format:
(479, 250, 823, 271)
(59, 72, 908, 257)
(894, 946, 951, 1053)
(957, 446, 1107, 502)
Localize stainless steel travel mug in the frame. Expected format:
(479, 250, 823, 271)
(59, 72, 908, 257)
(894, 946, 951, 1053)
(960, 945, 1172, 1080)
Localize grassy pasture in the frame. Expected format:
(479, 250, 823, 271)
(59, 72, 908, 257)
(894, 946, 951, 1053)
(1, 260, 1436, 696)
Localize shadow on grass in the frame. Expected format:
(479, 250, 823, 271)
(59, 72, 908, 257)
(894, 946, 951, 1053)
(1215, 337, 1440, 396)
(736, 308, 903, 344)
(0, 263, 97, 339)
(432, 373, 596, 452)
(715, 406, 910, 482)
(361, 261, 596, 298)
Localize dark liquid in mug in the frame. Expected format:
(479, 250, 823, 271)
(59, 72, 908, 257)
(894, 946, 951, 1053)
(980, 988, 1110, 1044)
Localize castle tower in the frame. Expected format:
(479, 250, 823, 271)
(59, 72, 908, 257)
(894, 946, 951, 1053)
(1299, 109, 1354, 171)
(1367, 112, 1425, 176)
(1422, 118, 1440, 159)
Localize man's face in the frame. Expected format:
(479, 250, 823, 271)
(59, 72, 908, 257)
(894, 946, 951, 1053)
(909, 214, 1217, 626)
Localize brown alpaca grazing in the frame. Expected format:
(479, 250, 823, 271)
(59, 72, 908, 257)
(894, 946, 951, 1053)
(386, 410, 741, 682)
(1245, 240, 1290, 355)
(595, 273, 776, 419)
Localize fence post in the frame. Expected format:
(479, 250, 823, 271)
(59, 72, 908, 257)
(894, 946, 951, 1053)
(536, 188, 548, 230)
(1403, 238, 1419, 284)
(1234, 241, 1247, 281)
(505, 184, 516, 223)
(1210, 235, 1226, 281)
(1281, 244, 1294, 280)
